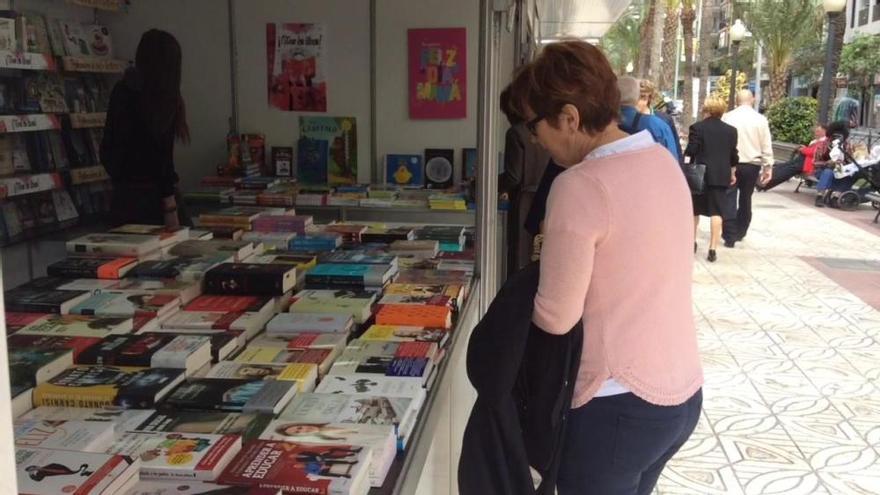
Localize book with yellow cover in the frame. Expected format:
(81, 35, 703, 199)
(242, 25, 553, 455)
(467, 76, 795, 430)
(205, 361, 318, 392)
(33, 366, 185, 409)
(360, 325, 449, 347)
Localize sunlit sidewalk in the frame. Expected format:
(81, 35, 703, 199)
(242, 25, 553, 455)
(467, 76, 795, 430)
(658, 182, 880, 495)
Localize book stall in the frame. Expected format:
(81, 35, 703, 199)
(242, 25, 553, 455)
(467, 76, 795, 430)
(0, 0, 516, 493)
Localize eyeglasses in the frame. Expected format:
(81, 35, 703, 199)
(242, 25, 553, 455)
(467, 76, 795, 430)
(526, 114, 545, 136)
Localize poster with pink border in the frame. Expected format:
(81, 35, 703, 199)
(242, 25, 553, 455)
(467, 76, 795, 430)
(408, 28, 466, 119)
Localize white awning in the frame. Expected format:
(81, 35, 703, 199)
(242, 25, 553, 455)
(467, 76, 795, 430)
(537, 0, 633, 42)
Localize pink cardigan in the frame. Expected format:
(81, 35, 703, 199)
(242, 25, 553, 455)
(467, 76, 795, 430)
(533, 143, 703, 408)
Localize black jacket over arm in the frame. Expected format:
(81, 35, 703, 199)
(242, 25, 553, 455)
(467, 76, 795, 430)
(459, 262, 583, 495)
(101, 68, 179, 199)
(685, 117, 739, 187)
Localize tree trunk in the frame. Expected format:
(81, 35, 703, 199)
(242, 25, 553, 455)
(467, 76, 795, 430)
(768, 62, 790, 106)
(649, 0, 667, 82)
(638, 0, 657, 77)
(659, 4, 680, 93)
(682, 5, 697, 128)
(697, 0, 715, 104)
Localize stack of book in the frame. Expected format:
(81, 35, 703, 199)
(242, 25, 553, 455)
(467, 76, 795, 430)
(428, 192, 468, 210)
(252, 214, 314, 235)
(6, 212, 475, 495)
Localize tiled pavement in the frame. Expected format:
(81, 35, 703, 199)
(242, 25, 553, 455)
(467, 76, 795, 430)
(657, 183, 880, 495)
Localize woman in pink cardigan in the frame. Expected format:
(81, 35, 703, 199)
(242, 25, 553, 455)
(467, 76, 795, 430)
(509, 41, 703, 495)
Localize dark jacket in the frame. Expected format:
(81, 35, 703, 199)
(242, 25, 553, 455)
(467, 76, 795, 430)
(685, 117, 739, 187)
(459, 262, 583, 495)
(656, 110, 683, 163)
(102, 69, 179, 194)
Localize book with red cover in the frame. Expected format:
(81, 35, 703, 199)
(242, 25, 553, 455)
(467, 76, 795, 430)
(7, 334, 102, 360)
(6, 312, 49, 333)
(375, 304, 452, 329)
(184, 295, 271, 313)
(217, 440, 371, 495)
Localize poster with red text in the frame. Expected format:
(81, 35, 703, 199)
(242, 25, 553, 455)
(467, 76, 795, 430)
(408, 28, 466, 119)
(266, 23, 327, 112)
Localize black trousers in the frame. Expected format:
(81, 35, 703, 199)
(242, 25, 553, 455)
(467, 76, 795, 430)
(723, 164, 761, 242)
(556, 389, 702, 495)
(762, 155, 804, 191)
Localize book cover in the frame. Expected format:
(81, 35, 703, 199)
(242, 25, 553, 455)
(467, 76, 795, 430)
(33, 366, 185, 409)
(8, 347, 72, 397)
(299, 116, 357, 185)
(51, 189, 79, 223)
(133, 410, 267, 438)
(305, 263, 391, 287)
(67, 233, 161, 257)
(58, 19, 91, 56)
(266, 312, 353, 335)
(204, 262, 296, 296)
(47, 256, 137, 279)
(217, 440, 370, 495)
(14, 418, 115, 452)
(101, 278, 202, 305)
(320, 251, 398, 267)
(359, 325, 449, 346)
(462, 147, 477, 180)
(424, 148, 455, 189)
(0, 17, 14, 51)
(279, 393, 414, 430)
(385, 154, 424, 188)
(20, 405, 156, 434)
(167, 239, 256, 262)
(125, 480, 276, 494)
(7, 335, 101, 361)
(85, 24, 112, 57)
(383, 282, 461, 307)
(1, 201, 23, 239)
(315, 374, 427, 401)
(296, 137, 328, 184)
(166, 378, 296, 415)
(6, 312, 51, 334)
(206, 362, 318, 392)
(259, 420, 395, 487)
(240, 231, 295, 250)
(70, 291, 180, 318)
(251, 333, 347, 355)
(75, 334, 204, 369)
(376, 304, 452, 329)
(14, 314, 132, 338)
(184, 294, 272, 314)
(160, 311, 240, 331)
(15, 447, 139, 495)
(116, 432, 241, 482)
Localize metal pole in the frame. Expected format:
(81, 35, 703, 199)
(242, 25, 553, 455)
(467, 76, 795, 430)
(819, 12, 837, 124)
(728, 41, 739, 110)
(476, 0, 500, 313)
(227, 0, 239, 134)
(673, 34, 682, 99)
(754, 42, 763, 110)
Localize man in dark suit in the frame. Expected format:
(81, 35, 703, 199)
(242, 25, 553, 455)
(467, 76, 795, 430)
(685, 97, 739, 262)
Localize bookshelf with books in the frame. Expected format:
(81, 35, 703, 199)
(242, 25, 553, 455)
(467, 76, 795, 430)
(0, 7, 125, 248)
(1, 213, 479, 494)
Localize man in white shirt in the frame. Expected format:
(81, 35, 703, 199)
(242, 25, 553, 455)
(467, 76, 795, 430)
(721, 90, 774, 247)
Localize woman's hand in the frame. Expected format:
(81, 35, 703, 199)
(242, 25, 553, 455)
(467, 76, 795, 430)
(163, 195, 180, 230)
(730, 169, 737, 186)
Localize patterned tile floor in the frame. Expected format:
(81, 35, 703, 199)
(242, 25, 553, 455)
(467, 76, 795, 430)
(657, 184, 880, 495)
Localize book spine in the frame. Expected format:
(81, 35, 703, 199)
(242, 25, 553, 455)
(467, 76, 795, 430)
(5, 302, 61, 314)
(34, 391, 114, 408)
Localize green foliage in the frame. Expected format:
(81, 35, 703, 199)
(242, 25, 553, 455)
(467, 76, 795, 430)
(712, 70, 748, 103)
(840, 34, 880, 88)
(766, 97, 818, 144)
(599, 10, 643, 74)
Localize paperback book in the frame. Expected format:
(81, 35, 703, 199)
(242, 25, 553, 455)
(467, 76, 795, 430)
(203, 262, 297, 296)
(15, 447, 140, 495)
(109, 431, 241, 482)
(165, 378, 297, 415)
(205, 362, 318, 392)
(67, 233, 161, 258)
(69, 291, 181, 319)
(14, 418, 115, 452)
(33, 365, 185, 409)
(265, 312, 354, 335)
(14, 314, 133, 338)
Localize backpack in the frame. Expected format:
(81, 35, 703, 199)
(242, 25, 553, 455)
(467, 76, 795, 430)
(619, 112, 643, 135)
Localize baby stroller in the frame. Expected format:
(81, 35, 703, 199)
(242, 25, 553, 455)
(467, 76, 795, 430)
(823, 142, 880, 211)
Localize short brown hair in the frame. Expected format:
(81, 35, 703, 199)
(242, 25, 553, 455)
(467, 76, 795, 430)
(509, 41, 620, 135)
(702, 97, 726, 118)
(639, 79, 656, 102)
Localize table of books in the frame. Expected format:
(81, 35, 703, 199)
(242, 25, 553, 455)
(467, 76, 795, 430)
(4, 205, 478, 495)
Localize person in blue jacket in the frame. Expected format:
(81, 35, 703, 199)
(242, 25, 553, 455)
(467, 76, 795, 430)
(617, 76, 680, 161)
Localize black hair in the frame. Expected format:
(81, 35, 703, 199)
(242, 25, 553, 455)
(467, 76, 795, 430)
(499, 85, 522, 126)
(826, 120, 850, 141)
(135, 29, 190, 143)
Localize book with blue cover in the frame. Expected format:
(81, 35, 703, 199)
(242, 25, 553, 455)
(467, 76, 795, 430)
(385, 154, 423, 188)
(299, 117, 357, 185)
(296, 137, 328, 185)
(305, 263, 394, 288)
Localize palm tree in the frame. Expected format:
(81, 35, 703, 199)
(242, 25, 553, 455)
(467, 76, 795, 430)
(649, 0, 668, 82)
(681, 0, 698, 127)
(821, 12, 846, 121)
(600, 13, 643, 75)
(697, 0, 716, 105)
(748, 0, 820, 105)
(659, 0, 682, 93)
(638, 0, 657, 77)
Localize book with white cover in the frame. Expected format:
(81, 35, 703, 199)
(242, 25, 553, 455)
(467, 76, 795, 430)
(15, 314, 133, 338)
(315, 374, 427, 406)
(109, 431, 242, 482)
(266, 312, 354, 335)
(205, 361, 318, 392)
(241, 231, 295, 249)
(14, 418, 115, 452)
(103, 278, 202, 305)
(67, 233, 162, 257)
(21, 406, 156, 434)
(259, 419, 396, 487)
(125, 480, 281, 494)
(278, 392, 417, 448)
(15, 447, 140, 495)
(151, 335, 212, 374)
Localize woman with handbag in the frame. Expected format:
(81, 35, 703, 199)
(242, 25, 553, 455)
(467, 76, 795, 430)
(685, 97, 739, 262)
(509, 41, 703, 495)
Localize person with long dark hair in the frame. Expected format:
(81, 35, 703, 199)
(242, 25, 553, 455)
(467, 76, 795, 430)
(101, 29, 191, 228)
